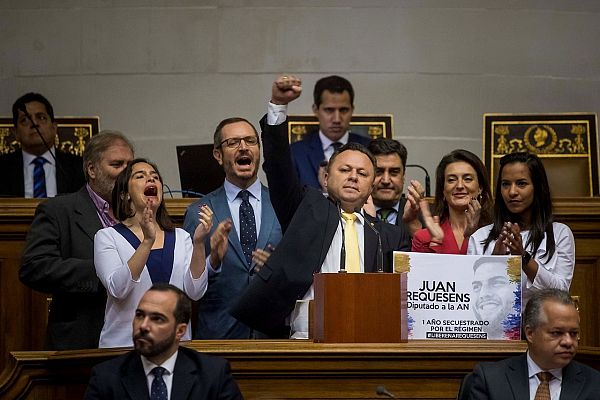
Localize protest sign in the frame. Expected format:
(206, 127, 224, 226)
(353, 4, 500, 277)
(394, 252, 521, 340)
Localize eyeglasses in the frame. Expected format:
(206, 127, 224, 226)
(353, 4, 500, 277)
(219, 136, 259, 149)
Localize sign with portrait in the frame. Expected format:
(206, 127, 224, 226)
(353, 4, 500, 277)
(393, 252, 522, 340)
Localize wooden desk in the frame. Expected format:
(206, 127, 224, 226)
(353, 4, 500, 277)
(0, 341, 598, 399)
(1, 198, 599, 377)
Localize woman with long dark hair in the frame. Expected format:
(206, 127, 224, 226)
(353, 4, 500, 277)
(412, 149, 493, 254)
(468, 152, 575, 306)
(94, 158, 213, 348)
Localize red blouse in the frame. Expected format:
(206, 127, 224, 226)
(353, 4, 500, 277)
(411, 219, 468, 255)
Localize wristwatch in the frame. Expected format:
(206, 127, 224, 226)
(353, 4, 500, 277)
(521, 251, 532, 266)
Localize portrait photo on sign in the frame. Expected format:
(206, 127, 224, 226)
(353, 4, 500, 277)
(394, 252, 521, 340)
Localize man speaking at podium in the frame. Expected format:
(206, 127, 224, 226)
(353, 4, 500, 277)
(230, 75, 410, 338)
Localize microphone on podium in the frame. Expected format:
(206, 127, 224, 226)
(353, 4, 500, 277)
(355, 207, 384, 272)
(335, 200, 347, 273)
(406, 164, 431, 197)
(375, 385, 397, 398)
(18, 104, 70, 188)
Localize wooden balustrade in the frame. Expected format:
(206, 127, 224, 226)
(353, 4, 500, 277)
(1, 197, 599, 379)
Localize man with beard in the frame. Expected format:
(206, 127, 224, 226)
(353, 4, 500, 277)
(0, 92, 85, 197)
(19, 131, 134, 349)
(230, 76, 410, 338)
(183, 118, 281, 339)
(471, 256, 519, 339)
(367, 137, 424, 236)
(469, 289, 600, 399)
(84, 284, 242, 400)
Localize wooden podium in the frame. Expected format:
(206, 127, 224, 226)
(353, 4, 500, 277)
(312, 273, 408, 343)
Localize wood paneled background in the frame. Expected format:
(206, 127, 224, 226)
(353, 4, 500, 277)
(0, 197, 598, 377)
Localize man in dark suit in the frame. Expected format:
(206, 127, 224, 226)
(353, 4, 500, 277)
(19, 131, 134, 350)
(285, 75, 370, 189)
(367, 137, 425, 236)
(182, 117, 282, 339)
(230, 76, 410, 338)
(0, 92, 84, 197)
(469, 288, 600, 399)
(84, 283, 243, 400)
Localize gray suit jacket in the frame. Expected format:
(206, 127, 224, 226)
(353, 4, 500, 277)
(183, 184, 282, 339)
(19, 186, 106, 349)
(470, 354, 600, 400)
(84, 346, 243, 400)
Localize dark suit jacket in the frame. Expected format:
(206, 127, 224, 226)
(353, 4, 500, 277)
(290, 130, 371, 189)
(182, 184, 282, 339)
(84, 346, 243, 400)
(229, 117, 410, 337)
(470, 354, 600, 400)
(385, 196, 412, 232)
(0, 148, 85, 197)
(19, 186, 106, 349)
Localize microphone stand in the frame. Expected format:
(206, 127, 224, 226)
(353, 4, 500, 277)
(18, 105, 69, 187)
(406, 164, 431, 197)
(336, 201, 347, 273)
(355, 208, 384, 272)
(375, 385, 397, 398)
(19, 105, 58, 165)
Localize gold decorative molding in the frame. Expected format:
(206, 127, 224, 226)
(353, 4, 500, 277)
(483, 113, 599, 197)
(0, 117, 99, 156)
(287, 114, 393, 143)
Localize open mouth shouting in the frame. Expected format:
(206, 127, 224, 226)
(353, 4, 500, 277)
(235, 154, 254, 171)
(144, 185, 158, 197)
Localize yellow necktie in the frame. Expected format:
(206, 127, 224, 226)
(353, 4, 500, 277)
(534, 371, 553, 400)
(341, 212, 360, 273)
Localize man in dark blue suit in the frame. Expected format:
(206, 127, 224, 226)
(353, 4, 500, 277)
(183, 117, 282, 339)
(84, 284, 242, 400)
(285, 75, 370, 189)
(0, 92, 84, 197)
(469, 289, 600, 399)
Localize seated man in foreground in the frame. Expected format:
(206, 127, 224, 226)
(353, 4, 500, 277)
(230, 75, 410, 338)
(84, 283, 243, 400)
(469, 288, 600, 399)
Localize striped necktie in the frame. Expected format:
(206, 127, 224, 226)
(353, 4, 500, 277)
(32, 157, 47, 198)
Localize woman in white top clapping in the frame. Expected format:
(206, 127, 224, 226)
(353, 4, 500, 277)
(94, 158, 211, 348)
(468, 152, 575, 308)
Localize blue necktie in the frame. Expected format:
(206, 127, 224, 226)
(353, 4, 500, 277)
(32, 157, 47, 198)
(238, 190, 257, 265)
(150, 366, 168, 400)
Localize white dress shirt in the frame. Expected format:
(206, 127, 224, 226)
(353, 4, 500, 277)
(527, 352, 562, 400)
(141, 350, 178, 400)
